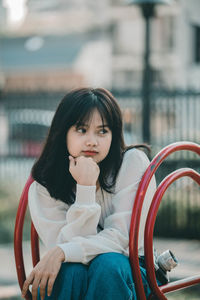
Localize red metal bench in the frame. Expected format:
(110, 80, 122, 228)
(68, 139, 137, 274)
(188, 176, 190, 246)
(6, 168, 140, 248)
(14, 141, 200, 300)
(129, 141, 200, 299)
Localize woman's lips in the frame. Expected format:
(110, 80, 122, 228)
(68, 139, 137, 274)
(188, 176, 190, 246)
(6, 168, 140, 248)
(83, 151, 98, 156)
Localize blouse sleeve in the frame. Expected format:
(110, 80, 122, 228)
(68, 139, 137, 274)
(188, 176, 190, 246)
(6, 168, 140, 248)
(28, 182, 101, 249)
(57, 149, 156, 264)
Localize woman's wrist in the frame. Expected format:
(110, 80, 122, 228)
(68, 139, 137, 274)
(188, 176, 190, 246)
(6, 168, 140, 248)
(56, 246, 65, 262)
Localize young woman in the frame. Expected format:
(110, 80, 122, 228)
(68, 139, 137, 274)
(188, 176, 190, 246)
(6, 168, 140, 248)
(22, 87, 157, 300)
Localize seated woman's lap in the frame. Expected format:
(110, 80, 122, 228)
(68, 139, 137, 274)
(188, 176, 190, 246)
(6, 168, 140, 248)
(85, 252, 135, 300)
(37, 262, 88, 300)
(37, 252, 160, 300)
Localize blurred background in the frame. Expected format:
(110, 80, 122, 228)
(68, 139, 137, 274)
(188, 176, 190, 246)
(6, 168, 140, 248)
(0, 0, 199, 299)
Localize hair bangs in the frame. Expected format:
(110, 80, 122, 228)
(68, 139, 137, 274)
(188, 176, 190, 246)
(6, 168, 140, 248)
(74, 96, 112, 130)
(97, 100, 114, 130)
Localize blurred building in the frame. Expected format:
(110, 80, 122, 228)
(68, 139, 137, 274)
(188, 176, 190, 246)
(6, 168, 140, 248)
(0, 0, 200, 91)
(0, 0, 111, 91)
(110, 0, 200, 89)
(109, 0, 200, 149)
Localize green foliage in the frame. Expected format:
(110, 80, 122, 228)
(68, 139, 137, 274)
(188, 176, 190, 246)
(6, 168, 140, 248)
(155, 196, 200, 239)
(0, 179, 199, 243)
(167, 285, 200, 300)
(0, 182, 31, 244)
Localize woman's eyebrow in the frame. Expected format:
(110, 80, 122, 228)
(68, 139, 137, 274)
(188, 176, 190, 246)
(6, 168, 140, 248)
(96, 124, 109, 128)
(76, 123, 109, 128)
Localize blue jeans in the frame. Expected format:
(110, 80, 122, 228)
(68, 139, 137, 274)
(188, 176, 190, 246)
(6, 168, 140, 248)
(38, 253, 160, 300)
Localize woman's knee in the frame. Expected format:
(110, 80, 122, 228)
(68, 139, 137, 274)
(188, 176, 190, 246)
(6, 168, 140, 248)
(58, 262, 88, 282)
(86, 253, 133, 300)
(44, 263, 88, 299)
(89, 252, 131, 278)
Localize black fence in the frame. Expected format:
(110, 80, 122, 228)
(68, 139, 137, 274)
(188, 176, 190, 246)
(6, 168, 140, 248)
(0, 89, 199, 239)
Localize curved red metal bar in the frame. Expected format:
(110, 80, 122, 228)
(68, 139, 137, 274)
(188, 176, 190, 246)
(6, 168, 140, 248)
(14, 175, 34, 300)
(147, 274, 200, 300)
(31, 222, 40, 267)
(144, 168, 200, 300)
(129, 142, 200, 300)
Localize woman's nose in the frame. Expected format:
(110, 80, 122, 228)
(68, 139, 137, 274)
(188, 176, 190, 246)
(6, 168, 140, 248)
(86, 134, 98, 146)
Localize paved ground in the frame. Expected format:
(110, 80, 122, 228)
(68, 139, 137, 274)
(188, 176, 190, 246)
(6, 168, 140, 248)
(0, 238, 200, 299)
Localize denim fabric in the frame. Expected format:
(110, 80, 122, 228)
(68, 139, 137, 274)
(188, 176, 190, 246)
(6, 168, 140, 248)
(37, 253, 160, 300)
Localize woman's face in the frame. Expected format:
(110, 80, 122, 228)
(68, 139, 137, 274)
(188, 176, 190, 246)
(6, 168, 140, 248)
(66, 109, 112, 163)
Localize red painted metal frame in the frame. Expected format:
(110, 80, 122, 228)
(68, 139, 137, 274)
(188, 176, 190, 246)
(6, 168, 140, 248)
(14, 175, 40, 300)
(129, 142, 200, 300)
(31, 222, 40, 268)
(145, 168, 200, 300)
(14, 142, 200, 300)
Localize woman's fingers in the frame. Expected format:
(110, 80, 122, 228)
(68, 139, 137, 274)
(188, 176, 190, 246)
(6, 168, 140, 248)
(47, 272, 57, 297)
(69, 155, 76, 167)
(22, 272, 56, 300)
(69, 155, 99, 185)
(31, 275, 42, 300)
(38, 275, 49, 300)
(21, 272, 34, 297)
(22, 247, 63, 299)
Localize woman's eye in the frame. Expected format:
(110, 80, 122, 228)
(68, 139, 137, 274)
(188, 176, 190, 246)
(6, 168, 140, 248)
(99, 128, 108, 134)
(77, 127, 86, 133)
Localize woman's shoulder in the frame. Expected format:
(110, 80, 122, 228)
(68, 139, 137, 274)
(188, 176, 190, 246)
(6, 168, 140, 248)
(112, 148, 150, 193)
(114, 148, 150, 189)
(122, 147, 150, 168)
(29, 180, 50, 197)
(29, 181, 68, 208)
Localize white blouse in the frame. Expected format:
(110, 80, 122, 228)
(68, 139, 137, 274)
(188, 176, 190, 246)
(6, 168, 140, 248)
(28, 148, 156, 264)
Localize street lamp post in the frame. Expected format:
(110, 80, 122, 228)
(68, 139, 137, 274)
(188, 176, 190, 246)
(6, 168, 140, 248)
(128, 0, 171, 144)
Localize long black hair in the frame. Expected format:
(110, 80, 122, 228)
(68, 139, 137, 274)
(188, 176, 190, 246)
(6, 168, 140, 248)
(32, 87, 147, 204)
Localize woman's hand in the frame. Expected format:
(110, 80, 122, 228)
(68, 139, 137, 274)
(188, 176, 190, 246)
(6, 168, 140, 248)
(22, 246, 65, 300)
(69, 155, 100, 186)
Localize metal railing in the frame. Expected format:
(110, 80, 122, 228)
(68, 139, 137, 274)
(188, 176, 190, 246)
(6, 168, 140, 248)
(0, 89, 199, 239)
